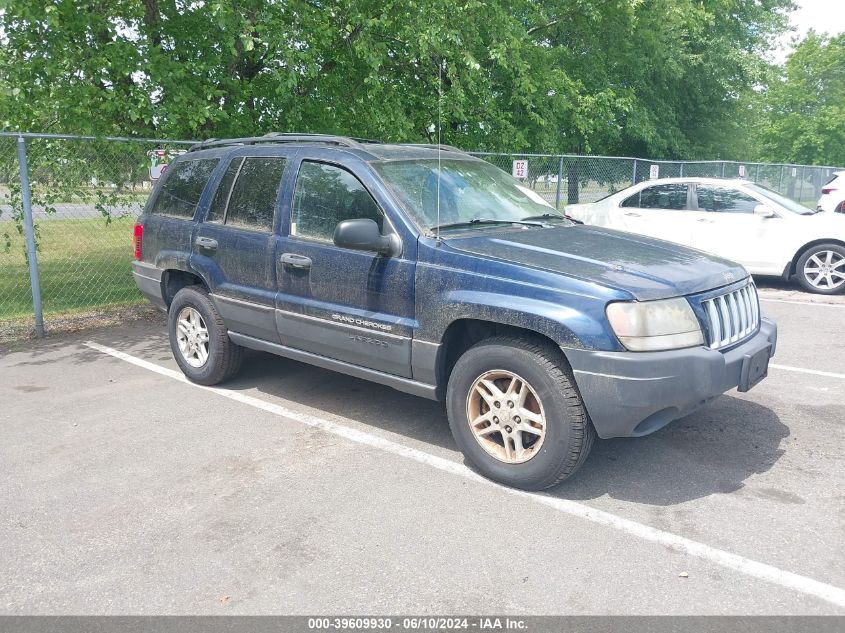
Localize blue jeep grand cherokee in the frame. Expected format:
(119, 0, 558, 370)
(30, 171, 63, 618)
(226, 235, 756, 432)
(132, 133, 777, 490)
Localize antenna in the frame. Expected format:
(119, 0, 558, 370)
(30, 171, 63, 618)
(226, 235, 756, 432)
(436, 58, 443, 243)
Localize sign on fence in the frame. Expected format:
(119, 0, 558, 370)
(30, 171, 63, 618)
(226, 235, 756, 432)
(512, 160, 528, 179)
(148, 149, 186, 180)
(649, 164, 659, 179)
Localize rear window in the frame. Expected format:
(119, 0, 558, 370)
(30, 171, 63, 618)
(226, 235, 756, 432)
(150, 158, 219, 219)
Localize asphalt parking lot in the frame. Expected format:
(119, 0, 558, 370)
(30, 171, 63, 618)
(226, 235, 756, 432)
(1, 281, 844, 615)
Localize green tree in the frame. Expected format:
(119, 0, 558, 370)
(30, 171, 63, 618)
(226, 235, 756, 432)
(0, 0, 792, 158)
(759, 32, 845, 166)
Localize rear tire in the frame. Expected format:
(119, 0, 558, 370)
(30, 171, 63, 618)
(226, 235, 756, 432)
(446, 336, 595, 490)
(168, 285, 244, 385)
(795, 243, 845, 295)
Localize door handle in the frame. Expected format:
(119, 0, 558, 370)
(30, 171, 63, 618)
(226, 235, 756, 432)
(623, 211, 641, 218)
(194, 236, 218, 251)
(696, 218, 713, 223)
(280, 253, 312, 270)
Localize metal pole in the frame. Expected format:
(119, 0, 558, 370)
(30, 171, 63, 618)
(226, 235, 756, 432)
(799, 166, 805, 203)
(779, 164, 784, 192)
(16, 136, 44, 337)
(721, 162, 725, 178)
(554, 155, 563, 210)
(756, 164, 760, 183)
(631, 158, 637, 185)
(679, 163, 684, 177)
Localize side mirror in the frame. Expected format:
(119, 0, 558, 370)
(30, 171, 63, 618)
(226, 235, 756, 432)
(754, 204, 775, 218)
(333, 218, 400, 256)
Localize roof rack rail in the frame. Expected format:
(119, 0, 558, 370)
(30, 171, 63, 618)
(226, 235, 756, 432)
(400, 143, 466, 154)
(263, 132, 384, 145)
(188, 133, 382, 153)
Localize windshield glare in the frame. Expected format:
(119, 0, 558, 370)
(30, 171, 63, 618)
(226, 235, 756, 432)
(746, 183, 816, 215)
(373, 159, 563, 230)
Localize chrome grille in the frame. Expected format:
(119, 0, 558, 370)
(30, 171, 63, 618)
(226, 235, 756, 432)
(702, 282, 760, 350)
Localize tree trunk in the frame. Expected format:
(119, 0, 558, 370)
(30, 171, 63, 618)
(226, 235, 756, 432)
(567, 163, 579, 205)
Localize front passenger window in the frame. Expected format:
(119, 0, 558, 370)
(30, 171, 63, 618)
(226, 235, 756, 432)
(696, 186, 758, 214)
(291, 162, 385, 242)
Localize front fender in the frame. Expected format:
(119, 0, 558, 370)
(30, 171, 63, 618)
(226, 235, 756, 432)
(436, 290, 621, 351)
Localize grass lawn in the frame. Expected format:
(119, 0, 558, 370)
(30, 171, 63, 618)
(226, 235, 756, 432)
(0, 216, 143, 322)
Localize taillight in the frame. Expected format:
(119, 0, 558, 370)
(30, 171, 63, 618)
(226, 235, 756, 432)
(133, 222, 143, 260)
(822, 187, 837, 195)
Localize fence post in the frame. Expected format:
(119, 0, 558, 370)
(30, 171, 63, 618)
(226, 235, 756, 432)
(631, 159, 637, 185)
(554, 155, 563, 210)
(755, 164, 760, 183)
(16, 135, 44, 337)
(799, 166, 805, 203)
(679, 163, 683, 177)
(721, 162, 725, 178)
(779, 165, 784, 192)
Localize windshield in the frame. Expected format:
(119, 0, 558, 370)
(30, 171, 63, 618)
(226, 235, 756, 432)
(373, 159, 565, 231)
(746, 183, 818, 215)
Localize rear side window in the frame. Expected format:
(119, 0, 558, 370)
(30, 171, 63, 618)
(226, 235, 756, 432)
(206, 157, 286, 232)
(621, 184, 689, 210)
(696, 185, 758, 213)
(206, 159, 241, 224)
(150, 159, 219, 219)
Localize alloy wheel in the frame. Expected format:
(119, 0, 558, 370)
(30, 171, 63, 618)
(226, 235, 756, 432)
(176, 306, 210, 368)
(466, 369, 546, 464)
(803, 250, 845, 291)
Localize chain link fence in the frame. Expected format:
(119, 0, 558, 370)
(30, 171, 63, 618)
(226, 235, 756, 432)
(1, 132, 841, 340)
(0, 133, 194, 340)
(472, 153, 842, 209)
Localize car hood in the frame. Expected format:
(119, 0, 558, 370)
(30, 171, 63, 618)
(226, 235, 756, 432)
(444, 225, 748, 301)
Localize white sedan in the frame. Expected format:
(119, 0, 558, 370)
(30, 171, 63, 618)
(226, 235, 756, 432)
(566, 177, 845, 294)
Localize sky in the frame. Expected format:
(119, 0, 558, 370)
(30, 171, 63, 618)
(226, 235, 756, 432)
(773, 0, 845, 62)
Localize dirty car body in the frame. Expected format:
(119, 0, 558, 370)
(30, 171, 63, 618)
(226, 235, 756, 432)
(132, 135, 777, 489)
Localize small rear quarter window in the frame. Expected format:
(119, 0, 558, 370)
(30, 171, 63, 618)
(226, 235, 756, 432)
(150, 158, 219, 219)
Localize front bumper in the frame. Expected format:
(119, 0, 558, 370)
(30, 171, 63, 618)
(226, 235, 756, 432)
(563, 318, 777, 439)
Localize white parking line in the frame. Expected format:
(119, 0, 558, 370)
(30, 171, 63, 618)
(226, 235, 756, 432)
(85, 340, 845, 610)
(759, 297, 845, 309)
(771, 364, 845, 380)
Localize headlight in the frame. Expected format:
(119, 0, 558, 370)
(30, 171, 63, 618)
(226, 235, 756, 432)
(606, 297, 704, 352)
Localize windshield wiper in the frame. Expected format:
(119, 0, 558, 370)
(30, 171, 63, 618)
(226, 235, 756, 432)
(521, 213, 568, 222)
(430, 217, 543, 232)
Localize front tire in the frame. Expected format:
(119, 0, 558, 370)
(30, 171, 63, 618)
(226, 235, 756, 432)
(446, 336, 595, 490)
(795, 243, 845, 295)
(168, 286, 243, 385)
